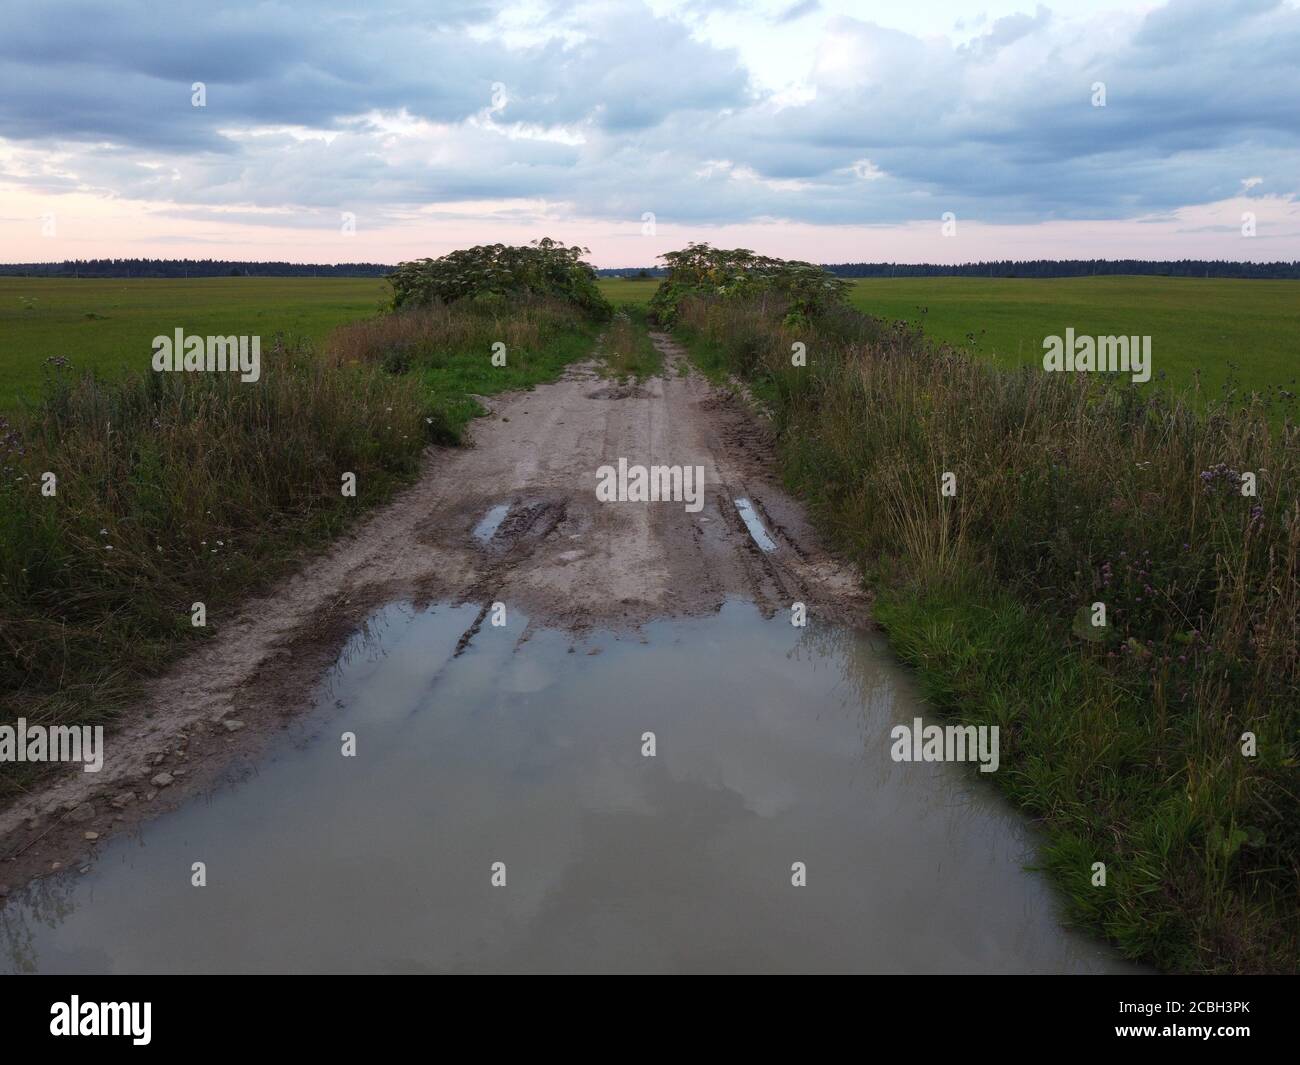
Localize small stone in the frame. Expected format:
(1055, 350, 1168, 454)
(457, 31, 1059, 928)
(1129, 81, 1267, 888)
(84, 831, 99, 841)
(68, 803, 96, 824)
(173, 768, 187, 777)
(151, 752, 166, 766)
(222, 719, 245, 733)
(150, 772, 174, 788)
(110, 791, 136, 809)
(50, 861, 62, 871)
(145, 790, 157, 801)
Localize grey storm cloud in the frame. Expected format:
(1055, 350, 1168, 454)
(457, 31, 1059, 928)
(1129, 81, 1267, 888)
(775, 0, 821, 23)
(1, 0, 1297, 228)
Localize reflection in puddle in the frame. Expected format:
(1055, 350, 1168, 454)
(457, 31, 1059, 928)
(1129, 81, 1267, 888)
(471, 503, 511, 543)
(733, 498, 777, 552)
(0, 600, 1138, 974)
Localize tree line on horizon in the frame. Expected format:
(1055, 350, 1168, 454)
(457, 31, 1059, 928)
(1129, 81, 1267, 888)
(818, 258, 1300, 279)
(1, 256, 1297, 280)
(0, 258, 393, 278)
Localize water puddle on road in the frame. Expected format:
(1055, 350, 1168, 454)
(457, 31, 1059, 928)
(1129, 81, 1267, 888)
(733, 497, 777, 552)
(471, 503, 511, 544)
(0, 600, 1138, 974)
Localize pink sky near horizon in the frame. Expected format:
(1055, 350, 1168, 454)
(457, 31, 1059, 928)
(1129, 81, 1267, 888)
(2, 186, 1298, 268)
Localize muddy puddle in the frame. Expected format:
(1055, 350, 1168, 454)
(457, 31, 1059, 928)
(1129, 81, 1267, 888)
(471, 502, 511, 543)
(1, 600, 1137, 974)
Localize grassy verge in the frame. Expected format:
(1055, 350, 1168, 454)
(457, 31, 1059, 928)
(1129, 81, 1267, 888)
(599, 306, 664, 381)
(669, 295, 1299, 973)
(325, 296, 598, 441)
(0, 298, 596, 804)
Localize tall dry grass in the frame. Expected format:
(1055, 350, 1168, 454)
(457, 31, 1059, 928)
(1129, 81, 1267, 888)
(599, 307, 663, 381)
(324, 297, 577, 372)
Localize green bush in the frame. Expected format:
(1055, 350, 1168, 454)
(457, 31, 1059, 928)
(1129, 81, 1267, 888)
(388, 238, 611, 320)
(648, 243, 848, 327)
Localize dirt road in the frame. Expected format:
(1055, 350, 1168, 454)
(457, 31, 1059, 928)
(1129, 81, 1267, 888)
(0, 332, 868, 895)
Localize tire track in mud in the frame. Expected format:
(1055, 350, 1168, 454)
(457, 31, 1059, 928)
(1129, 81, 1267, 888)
(645, 331, 841, 617)
(0, 330, 869, 896)
(452, 496, 570, 656)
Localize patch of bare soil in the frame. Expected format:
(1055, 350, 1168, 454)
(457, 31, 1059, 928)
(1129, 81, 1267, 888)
(0, 333, 868, 899)
(586, 383, 654, 400)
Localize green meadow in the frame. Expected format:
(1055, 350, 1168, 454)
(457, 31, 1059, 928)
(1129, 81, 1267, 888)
(0, 276, 389, 408)
(602, 274, 1300, 401)
(597, 277, 659, 308)
(3, 274, 1296, 411)
(844, 276, 1300, 400)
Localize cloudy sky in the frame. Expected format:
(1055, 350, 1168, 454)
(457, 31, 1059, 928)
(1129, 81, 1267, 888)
(1, 0, 1297, 266)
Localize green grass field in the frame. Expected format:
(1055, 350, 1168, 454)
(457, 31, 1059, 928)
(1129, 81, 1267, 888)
(0, 276, 389, 408)
(846, 276, 1300, 400)
(5, 275, 1295, 411)
(597, 277, 659, 307)
(601, 274, 1300, 401)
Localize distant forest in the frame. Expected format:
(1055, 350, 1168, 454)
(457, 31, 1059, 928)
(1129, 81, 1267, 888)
(819, 259, 1300, 279)
(597, 260, 1300, 280)
(1, 257, 1297, 280)
(0, 259, 393, 278)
